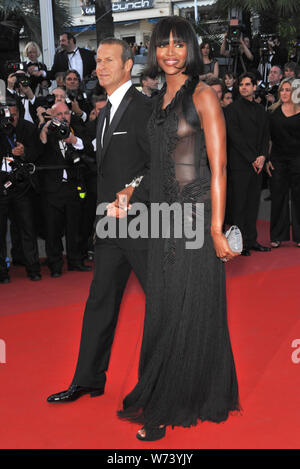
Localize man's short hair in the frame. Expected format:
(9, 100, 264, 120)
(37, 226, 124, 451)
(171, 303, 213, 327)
(99, 38, 134, 64)
(61, 32, 76, 44)
(284, 61, 297, 72)
(206, 77, 223, 88)
(238, 72, 256, 86)
(221, 88, 232, 100)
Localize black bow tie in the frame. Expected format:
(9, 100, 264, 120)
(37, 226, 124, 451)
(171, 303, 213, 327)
(27, 62, 38, 67)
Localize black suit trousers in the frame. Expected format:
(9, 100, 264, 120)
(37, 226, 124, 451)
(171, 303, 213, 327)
(270, 157, 300, 242)
(72, 238, 147, 388)
(229, 169, 262, 248)
(0, 190, 40, 274)
(43, 183, 83, 271)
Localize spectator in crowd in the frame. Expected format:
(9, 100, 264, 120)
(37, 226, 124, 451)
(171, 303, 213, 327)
(140, 73, 159, 97)
(284, 62, 297, 79)
(223, 72, 239, 100)
(266, 78, 300, 248)
(64, 69, 93, 123)
(0, 103, 42, 283)
(221, 32, 254, 75)
(88, 94, 107, 121)
(22, 41, 50, 96)
(265, 65, 283, 107)
(48, 32, 96, 81)
(38, 101, 92, 277)
(199, 40, 219, 81)
(224, 72, 271, 256)
(221, 88, 233, 107)
(206, 76, 223, 101)
(55, 72, 66, 89)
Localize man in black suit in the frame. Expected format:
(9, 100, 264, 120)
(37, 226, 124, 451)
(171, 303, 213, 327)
(224, 72, 271, 256)
(47, 32, 96, 82)
(0, 103, 42, 283)
(39, 101, 92, 277)
(47, 38, 152, 403)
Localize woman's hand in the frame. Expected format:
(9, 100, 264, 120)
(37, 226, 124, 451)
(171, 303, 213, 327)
(211, 231, 240, 262)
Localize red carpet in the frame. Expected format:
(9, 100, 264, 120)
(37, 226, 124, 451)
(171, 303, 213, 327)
(1, 220, 300, 449)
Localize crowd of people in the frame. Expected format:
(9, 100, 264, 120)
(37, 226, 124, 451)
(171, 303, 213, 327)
(1, 28, 300, 285)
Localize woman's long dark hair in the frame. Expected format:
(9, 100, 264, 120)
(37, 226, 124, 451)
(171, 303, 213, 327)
(145, 16, 203, 78)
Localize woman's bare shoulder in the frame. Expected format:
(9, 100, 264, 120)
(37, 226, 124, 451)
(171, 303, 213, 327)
(193, 80, 220, 110)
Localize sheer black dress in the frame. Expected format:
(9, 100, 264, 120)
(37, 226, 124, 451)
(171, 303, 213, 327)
(118, 77, 240, 427)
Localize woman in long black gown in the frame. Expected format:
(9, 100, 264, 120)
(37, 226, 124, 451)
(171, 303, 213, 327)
(113, 16, 240, 441)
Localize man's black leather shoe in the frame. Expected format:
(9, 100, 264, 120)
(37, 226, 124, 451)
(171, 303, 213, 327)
(47, 384, 104, 403)
(241, 249, 251, 256)
(68, 263, 92, 272)
(0, 275, 10, 284)
(250, 243, 271, 252)
(51, 271, 62, 278)
(29, 273, 42, 281)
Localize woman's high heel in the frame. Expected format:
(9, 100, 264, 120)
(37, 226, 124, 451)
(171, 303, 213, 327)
(136, 425, 166, 441)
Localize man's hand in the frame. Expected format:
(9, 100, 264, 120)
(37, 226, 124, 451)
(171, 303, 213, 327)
(252, 155, 266, 174)
(266, 161, 274, 177)
(106, 185, 135, 218)
(116, 186, 134, 210)
(19, 83, 34, 100)
(7, 73, 17, 91)
(12, 142, 25, 157)
(72, 99, 83, 117)
(266, 93, 275, 104)
(63, 133, 78, 145)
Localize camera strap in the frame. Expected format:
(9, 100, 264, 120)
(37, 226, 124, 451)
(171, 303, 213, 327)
(6, 134, 17, 150)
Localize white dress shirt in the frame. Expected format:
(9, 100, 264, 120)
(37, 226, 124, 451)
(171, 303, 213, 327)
(67, 48, 83, 80)
(92, 80, 132, 151)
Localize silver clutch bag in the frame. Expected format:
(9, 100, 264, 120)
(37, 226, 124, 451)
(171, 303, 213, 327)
(225, 225, 243, 253)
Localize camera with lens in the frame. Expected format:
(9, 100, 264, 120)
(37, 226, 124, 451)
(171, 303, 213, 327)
(14, 72, 31, 89)
(227, 19, 243, 47)
(36, 94, 56, 110)
(0, 106, 14, 135)
(5, 61, 24, 76)
(254, 82, 268, 101)
(67, 90, 88, 103)
(48, 117, 70, 140)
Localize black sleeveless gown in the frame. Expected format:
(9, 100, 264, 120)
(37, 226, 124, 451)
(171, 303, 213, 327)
(118, 77, 240, 427)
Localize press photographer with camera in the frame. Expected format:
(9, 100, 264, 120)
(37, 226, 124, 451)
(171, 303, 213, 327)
(39, 101, 91, 277)
(0, 102, 42, 283)
(64, 69, 93, 124)
(220, 20, 254, 76)
(6, 69, 37, 123)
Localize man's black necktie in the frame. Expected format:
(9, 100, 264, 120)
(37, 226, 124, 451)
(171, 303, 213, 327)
(102, 100, 111, 147)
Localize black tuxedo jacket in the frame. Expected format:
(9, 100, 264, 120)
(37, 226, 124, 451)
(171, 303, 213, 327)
(0, 118, 41, 199)
(48, 48, 96, 81)
(94, 85, 152, 250)
(224, 97, 269, 171)
(38, 134, 84, 194)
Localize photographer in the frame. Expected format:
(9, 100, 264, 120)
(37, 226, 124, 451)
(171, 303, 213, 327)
(6, 70, 37, 123)
(64, 69, 93, 124)
(221, 29, 254, 76)
(0, 103, 42, 283)
(39, 101, 91, 277)
(22, 41, 50, 96)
